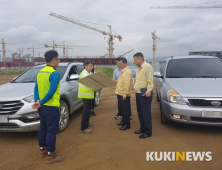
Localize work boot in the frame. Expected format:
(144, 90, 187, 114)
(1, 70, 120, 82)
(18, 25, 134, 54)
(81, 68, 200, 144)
(81, 128, 92, 134)
(39, 148, 47, 158)
(46, 151, 65, 164)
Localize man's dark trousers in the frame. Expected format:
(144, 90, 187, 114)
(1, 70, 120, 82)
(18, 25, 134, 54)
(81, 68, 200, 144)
(81, 99, 94, 130)
(38, 106, 60, 153)
(117, 95, 123, 117)
(136, 93, 153, 135)
(117, 95, 131, 126)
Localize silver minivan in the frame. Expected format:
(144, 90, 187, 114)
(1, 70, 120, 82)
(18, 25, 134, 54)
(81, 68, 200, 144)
(154, 56, 222, 125)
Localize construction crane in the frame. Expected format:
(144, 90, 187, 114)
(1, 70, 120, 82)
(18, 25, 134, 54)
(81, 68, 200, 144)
(44, 41, 57, 50)
(0, 39, 16, 68)
(151, 5, 222, 9)
(36, 51, 44, 57)
(119, 49, 134, 57)
(44, 43, 74, 58)
(18, 47, 26, 58)
(54, 41, 88, 58)
(26, 46, 45, 58)
(49, 12, 122, 58)
(151, 31, 160, 65)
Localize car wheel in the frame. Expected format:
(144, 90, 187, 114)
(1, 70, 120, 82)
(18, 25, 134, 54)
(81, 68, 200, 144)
(59, 101, 70, 132)
(156, 88, 160, 102)
(160, 100, 170, 124)
(95, 91, 100, 106)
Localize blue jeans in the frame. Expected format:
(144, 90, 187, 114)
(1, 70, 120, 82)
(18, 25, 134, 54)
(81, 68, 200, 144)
(38, 106, 60, 153)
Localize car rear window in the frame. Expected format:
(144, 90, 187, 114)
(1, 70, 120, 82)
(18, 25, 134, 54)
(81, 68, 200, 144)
(166, 58, 222, 78)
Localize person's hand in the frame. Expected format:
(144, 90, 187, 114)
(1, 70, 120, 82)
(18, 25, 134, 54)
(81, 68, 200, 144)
(114, 80, 118, 83)
(143, 93, 151, 98)
(32, 103, 42, 109)
(32, 100, 42, 109)
(122, 96, 126, 100)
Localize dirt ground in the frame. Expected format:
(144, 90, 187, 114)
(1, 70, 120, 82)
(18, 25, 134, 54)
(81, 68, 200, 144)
(0, 78, 222, 170)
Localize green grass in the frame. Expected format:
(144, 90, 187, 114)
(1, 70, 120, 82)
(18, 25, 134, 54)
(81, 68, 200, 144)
(0, 70, 26, 75)
(95, 67, 115, 79)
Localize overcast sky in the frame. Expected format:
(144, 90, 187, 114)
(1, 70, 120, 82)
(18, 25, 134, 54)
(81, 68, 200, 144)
(0, 0, 222, 60)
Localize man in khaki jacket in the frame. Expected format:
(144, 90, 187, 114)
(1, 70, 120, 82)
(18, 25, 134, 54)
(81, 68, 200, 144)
(133, 52, 154, 139)
(115, 57, 132, 130)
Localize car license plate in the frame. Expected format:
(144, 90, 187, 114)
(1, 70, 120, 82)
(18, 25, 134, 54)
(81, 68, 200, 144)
(0, 117, 8, 123)
(202, 111, 222, 118)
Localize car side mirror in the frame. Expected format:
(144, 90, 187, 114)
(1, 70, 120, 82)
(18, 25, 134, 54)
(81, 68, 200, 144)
(69, 74, 80, 81)
(13, 76, 18, 80)
(154, 72, 163, 78)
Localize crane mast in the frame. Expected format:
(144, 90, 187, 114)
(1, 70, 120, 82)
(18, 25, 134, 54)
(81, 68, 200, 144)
(0, 39, 16, 68)
(49, 12, 122, 58)
(151, 31, 160, 65)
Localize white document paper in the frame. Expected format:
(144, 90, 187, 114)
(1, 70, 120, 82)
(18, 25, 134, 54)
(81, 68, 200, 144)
(77, 72, 117, 91)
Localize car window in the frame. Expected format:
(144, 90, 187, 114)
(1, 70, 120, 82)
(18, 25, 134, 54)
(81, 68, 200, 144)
(13, 66, 67, 83)
(166, 58, 222, 78)
(68, 66, 78, 78)
(160, 62, 166, 75)
(77, 65, 84, 74)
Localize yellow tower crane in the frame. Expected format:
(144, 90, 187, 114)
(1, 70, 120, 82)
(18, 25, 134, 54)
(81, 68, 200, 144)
(44, 41, 88, 58)
(44, 43, 74, 57)
(49, 12, 122, 58)
(151, 31, 160, 65)
(0, 39, 16, 68)
(54, 41, 88, 58)
(26, 46, 45, 58)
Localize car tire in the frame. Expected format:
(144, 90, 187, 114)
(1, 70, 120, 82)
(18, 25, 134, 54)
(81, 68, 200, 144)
(160, 100, 170, 124)
(94, 91, 100, 106)
(156, 88, 160, 102)
(59, 100, 70, 132)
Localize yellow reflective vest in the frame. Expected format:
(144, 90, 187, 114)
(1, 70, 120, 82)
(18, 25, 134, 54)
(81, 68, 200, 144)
(37, 66, 61, 107)
(78, 70, 94, 99)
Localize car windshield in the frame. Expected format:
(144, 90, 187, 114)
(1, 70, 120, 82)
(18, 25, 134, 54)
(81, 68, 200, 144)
(166, 58, 222, 78)
(13, 66, 67, 83)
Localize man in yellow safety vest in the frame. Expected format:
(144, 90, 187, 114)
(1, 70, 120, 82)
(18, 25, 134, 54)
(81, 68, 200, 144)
(32, 50, 64, 164)
(78, 60, 98, 134)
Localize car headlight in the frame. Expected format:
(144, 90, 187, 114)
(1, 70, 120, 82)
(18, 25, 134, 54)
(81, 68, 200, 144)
(23, 95, 34, 103)
(168, 90, 187, 105)
(22, 112, 39, 119)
